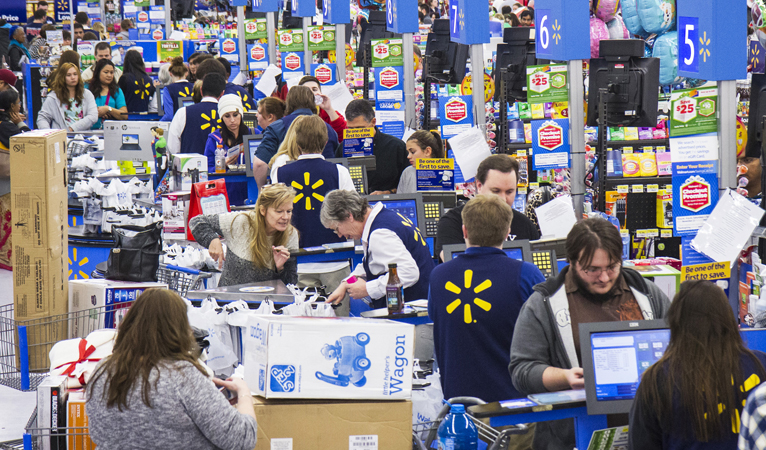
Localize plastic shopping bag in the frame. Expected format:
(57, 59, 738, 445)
(412, 371, 444, 425)
(187, 297, 238, 376)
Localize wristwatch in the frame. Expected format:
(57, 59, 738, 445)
(108, 106, 113, 113)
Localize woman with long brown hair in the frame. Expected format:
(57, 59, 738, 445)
(37, 62, 98, 131)
(189, 183, 299, 286)
(629, 280, 766, 449)
(86, 289, 257, 449)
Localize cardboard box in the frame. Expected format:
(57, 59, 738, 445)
(37, 375, 68, 450)
(68, 279, 168, 338)
(243, 316, 414, 400)
(172, 154, 208, 191)
(161, 191, 191, 240)
(252, 397, 411, 450)
(66, 390, 95, 450)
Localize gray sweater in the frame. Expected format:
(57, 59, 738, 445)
(86, 360, 258, 450)
(36, 90, 98, 131)
(190, 211, 299, 287)
(509, 266, 670, 450)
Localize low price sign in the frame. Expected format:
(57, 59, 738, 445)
(669, 86, 718, 137)
(307, 26, 336, 51)
(415, 159, 455, 191)
(244, 18, 267, 40)
(531, 118, 570, 170)
(371, 38, 403, 67)
(278, 29, 304, 52)
(342, 128, 375, 157)
(526, 64, 568, 104)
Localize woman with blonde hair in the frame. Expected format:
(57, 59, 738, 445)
(37, 62, 98, 131)
(189, 183, 299, 286)
(268, 115, 307, 181)
(87, 289, 257, 449)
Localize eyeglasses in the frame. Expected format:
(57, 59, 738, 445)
(579, 261, 621, 277)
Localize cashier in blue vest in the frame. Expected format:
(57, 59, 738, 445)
(320, 190, 435, 309)
(167, 73, 226, 156)
(272, 115, 357, 315)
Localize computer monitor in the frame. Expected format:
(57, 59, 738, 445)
(441, 239, 532, 263)
(494, 27, 541, 103)
(243, 134, 263, 178)
(580, 319, 670, 415)
(103, 121, 167, 162)
(586, 40, 660, 127)
(178, 97, 195, 110)
(424, 19, 469, 84)
(366, 193, 426, 232)
(357, 10, 398, 66)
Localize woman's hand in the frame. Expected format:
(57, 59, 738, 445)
(272, 245, 290, 271)
(9, 111, 23, 125)
(225, 153, 239, 165)
(97, 105, 110, 118)
(208, 238, 225, 269)
(347, 279, 369, 300)
(326, 281, 348, 304)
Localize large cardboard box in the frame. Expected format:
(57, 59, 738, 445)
(66, 390, 95, 450)
(243, 316, 414, 400)
(252, 397, 411, 450)
(68, 279, 168, 338)
(172, 154, 208, 192)
(10, 130, 69, 369)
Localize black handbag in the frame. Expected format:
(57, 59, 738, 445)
(106, 222, 163, 282)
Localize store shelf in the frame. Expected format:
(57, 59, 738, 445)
(587, 139, 669, 148)
(605, 176, 672, 188)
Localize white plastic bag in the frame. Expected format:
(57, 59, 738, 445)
(187, 297, 238, 375)
(412, 371, 444, 425)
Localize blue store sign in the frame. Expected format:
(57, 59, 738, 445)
(533, 0, 590, 61)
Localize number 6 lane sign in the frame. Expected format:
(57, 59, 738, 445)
(533, 0, 588, 61)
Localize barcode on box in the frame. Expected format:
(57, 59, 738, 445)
(349, 435, 378, 449)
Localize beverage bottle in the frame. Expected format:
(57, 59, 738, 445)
(215, 144, 226, 173)
(386, 263, 404, 314)
(436, 404, 478, 450)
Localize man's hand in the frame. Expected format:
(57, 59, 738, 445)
(347, 279, 369, 300)
(542, 366, 585, 392)
(564, 368, 584, 390)
(326, 281, 348, 304)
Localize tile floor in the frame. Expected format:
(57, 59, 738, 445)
(0, 268, 37, 443)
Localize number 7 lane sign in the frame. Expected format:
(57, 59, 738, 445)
(533, 0, 589, 61)
(677, 0, 746, 80)
(448, 0, 488, 45)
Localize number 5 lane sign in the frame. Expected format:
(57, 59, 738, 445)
(533, 0, 589, 61)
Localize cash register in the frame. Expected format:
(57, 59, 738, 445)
(328, 156, 376, 196)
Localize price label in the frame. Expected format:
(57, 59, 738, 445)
(661, 229, 673, 238)
(636, 229, 659, 238)
(647, 184, 659, 193)
(616, 185, 629, 194)
(632, 185, 644, 193)
(530, 182, 540, 189)
(623, 147, 633, 154)
(516, 150, 527, 156)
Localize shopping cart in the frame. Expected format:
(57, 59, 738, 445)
(412, 397, 528, 450)
(21, 407, 95, 450)
(0, 303, 133, 392)
(156, 264, 213, 297)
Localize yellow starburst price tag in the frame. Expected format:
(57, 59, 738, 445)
(459, 73, 494, 103)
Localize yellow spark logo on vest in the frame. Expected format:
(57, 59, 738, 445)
(134, 80, 152, 100)
(291, 172, 325, 210)
(398, 213, 426, 246)
(178, 86, 191, 97)
(237, 91, 251, 111)
(200, 110, 221, 132)
(445, 270, 492, 324)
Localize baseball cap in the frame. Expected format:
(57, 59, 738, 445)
(0, 69, 17, 87)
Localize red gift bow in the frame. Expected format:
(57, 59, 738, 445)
(55, 339, 98, 385)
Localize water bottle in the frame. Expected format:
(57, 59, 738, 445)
(215, 144, 226, 174)
(436, 404, 478, 450)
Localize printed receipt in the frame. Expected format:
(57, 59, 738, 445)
(534, 195, 577, 239)
(447, 127, 492, 181)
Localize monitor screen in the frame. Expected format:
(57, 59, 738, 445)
(248, 139, 260, 172)
(181, 99, 194, 108)
(370, 199, 418, 224)
(122, 134, 139, 145)
(590, 328, 670, 402)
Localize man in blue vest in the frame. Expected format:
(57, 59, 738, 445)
(167, 73, 226, 155)
(429, 194, 544, 405)
(273, 115, 356, 314)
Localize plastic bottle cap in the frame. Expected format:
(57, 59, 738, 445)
(450, 404, 465, 414)
(388, 263, 397, 269)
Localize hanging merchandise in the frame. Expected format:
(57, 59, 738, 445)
(606, 16, 631, 39)
(652, 31, 678, 86)
(753, 1, 766, 48)
(621, 0, 648, 36)
(636, 0, 676, 35)
(459, 73, 495, 104)
(590, 16, 610, 59)
(593, 0, 620, 23)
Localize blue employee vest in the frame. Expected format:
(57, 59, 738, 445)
(277, 159, 344, 248)
(166, 81, 194, 115)
(363, 208, 434, 307)
(181, 101, 220, 154)
(123, 73, 154, 113)
(225, 83, 254, 111)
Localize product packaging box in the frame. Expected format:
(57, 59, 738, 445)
(10, 130, 69, 367)
(68, 279, 167, 338)
(161, 191, 191, 240)
(172, 154, 208, 191)
(37, 375, 68, 450)
(252, 397, 412, 450)
(656, 189, 673, 229)
(243, 316, 414, 400)
(66, 390, 95, 450)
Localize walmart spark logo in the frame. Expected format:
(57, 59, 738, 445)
(752, 45, 761, 68)
(237, 91, 252, 111)
(178, 86, 191, 97)
(459, 9, 465, 32)
(552, 20, 562, 45)
(291, 172, 324, 210)
(134, 80, 152, 100)
(397, 213, 426, 246)
(68, 248, 89, 279)
(444, 269, 492, 324)
(699, 31, 711, 63)
(200, 109, 220, 132)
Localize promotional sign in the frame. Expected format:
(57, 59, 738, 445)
(531, 118, 570, 170)
(380, 121, 405, 139)
(290, 0, 315, 17)
(323, 0, 350, 25)
(136, 10, 149, 25)
(669, 86, 718, 137)
(134, 0, 150, 6)
(282, 52, 304, 74)
(54, 0, 71, 22)
(307, 26, 336, 51)
(534, 0, 590, 61)
(151, 29, 164, 40)
(415, 159, 455, 191)
(252, 0, 279, 13)
(677, 0, 746, 80)
(375, 66, 404, 110)
(448, 0, 489, 45)
(342, 128, 375, 157)
(681, 261, 730, 282)
(672, 161, 719, 237)
(157, 41, 182, 62)
(244, 18, 268, 40)
(439, 95, 473, 139)
(526, 64, 568, 104)
(149, 5, 164, 24)
(279, 29, 304, 53)
(218, 38, 239, 62)
(248, 43, 269, 70)
(386, 0, 418, 34)
(371, 38, 403, 67)
(311, 63, 336, 84)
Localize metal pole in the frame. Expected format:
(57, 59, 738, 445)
(69, 0, 75, 41)
(303, 16, 311, 75)
(718, 80, 737, 194)
(237, 6, 247, 75)
(335, 23, 345, 84)
(568, 59, 585, 219)
(164, 0, 172, 36)
(470, 44, 486, 138)
(267, 12, 277, 66)
(402, 32, 415, 128)
(99, 0, 105, 26)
